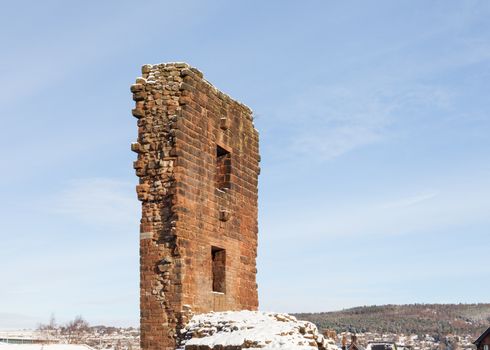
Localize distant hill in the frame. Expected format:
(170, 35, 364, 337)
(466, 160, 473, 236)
(295, 304, 490, 337)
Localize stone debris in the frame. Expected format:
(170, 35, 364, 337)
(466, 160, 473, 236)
(177, 311, 340, 350)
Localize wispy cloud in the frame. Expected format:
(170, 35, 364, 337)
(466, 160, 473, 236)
(0, 0, 210, 106)
(380, 191, 438, 209)
(270, 83, 453, 161)
(0, 177, 140, 328)
(47, 178, 139, 229)
(289, 86, 391, 160)
(262, 6, 490, 164)
(262, 177, 490, 240)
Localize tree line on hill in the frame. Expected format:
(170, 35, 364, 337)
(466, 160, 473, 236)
(294, 303, 490, 338)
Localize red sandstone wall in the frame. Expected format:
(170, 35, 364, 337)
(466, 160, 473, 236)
(131, 63, 259, 350)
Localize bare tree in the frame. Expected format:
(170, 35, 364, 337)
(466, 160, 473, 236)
(38, 314, 55, 331)
(63, 315, 90, 344)
(48, 313, 56, 330)
(37, 313, 58, 342)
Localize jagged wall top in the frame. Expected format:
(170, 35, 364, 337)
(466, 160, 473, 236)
(139, 62, 254, 120)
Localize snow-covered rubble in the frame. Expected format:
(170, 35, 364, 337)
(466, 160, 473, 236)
(178, 310, 339, 350)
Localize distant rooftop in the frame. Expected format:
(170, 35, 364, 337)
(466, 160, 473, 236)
(0, 344, 95, 350)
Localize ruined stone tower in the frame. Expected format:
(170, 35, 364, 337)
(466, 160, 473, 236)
(131, 63, 260, 350)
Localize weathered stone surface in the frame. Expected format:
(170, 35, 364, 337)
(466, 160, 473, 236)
(178, 311, 339, 350)
(132, 62, 260, 350)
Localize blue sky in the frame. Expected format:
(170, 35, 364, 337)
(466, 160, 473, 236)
(1, 0, 489, 329)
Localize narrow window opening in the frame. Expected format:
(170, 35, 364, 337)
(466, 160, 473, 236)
(211, 246, 226, 293)
(216, 145, 231, 190)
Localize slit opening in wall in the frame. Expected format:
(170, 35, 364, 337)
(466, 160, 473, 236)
(211, 246, 226, 293)
(216, 145, 231, 190)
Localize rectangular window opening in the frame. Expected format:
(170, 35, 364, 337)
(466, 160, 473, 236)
(216, 145, 231, 190)
(211, 246, 226, 293)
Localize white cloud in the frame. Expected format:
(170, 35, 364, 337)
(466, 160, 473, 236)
(272, 84, 453, 161)
(0, 1, 210, 106)
(262, 178, 490, 240)
(293, 124, 383, 161)
(264, 10, 490, 163)
(48, 178, 139, 229)
(379, 191, 439, 209)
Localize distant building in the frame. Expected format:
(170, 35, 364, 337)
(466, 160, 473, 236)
(348, 335, 366, 350)
(0, 331, 52, 345)
(366, 342, 398, 350)
(0, 345, 93, 350)
(396, 345, 413, 350)
(349, 343, 365, 350)
(474, 328, 490, 350)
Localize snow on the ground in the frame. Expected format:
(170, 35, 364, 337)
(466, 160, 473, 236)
(178, 310, 339, 350)
(0, 344, 94, 350)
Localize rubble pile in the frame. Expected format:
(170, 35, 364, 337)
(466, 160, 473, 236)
(178, 311, 339, 350)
